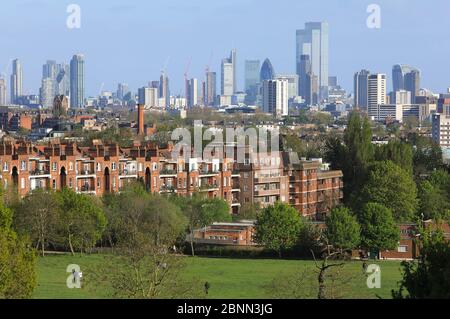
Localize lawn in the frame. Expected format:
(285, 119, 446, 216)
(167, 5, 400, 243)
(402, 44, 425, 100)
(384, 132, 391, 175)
(33, 254, 404, 299)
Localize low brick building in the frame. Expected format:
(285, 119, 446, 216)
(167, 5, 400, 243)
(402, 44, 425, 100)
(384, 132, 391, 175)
(192, 221, 256, 246)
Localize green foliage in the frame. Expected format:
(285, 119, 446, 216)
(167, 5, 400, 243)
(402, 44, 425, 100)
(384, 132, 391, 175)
(325, 207, 360, 251)
(393, 228, 450, 299)
(359, 203, 400, 253)
(375, 141, 414, 173)
(418, 181, 450, 221)
(56, 188, 107, 254)
(0, 200, 36, 299)
(232, 203, 261, 221)
(254, 202, 304, 257)
(359, 161, 418, 222)
(408, 133, 444, 175)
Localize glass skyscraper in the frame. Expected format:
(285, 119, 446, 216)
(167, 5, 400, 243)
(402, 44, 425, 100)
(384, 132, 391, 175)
(296, 22, 329, 100)
(70, 54, 85, 108)
(10, 59, 23, 104)
(260, 59, 275, 83)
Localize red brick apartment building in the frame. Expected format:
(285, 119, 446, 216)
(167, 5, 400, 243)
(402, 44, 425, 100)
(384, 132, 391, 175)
(0, 141, 343, 218)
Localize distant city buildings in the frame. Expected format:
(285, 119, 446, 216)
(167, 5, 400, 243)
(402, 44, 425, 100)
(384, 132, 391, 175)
(353, 69, 370, 110)
(70, 54, 85, 108)
(296, 22, 329, 100)
(368, 73, 387, 119)
(0, 78, 6, 105)
(260, 58, 275, 83)
(205, 71, 216, 107)
(138, 87, 158, 108)
(262, 79, 289, 118)
(186, 78, 198, 108)
(392, 65, 421, 103)
(10, 59, 23, 105)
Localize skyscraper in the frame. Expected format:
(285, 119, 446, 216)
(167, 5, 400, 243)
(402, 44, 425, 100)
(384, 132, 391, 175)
(0, 78, 6, 105)
(40, 78, 55, 108)
(159, 73, 170, 108)
(354, 69, 371, 110)
(260, 59, 275, 83)
(206, 71, 216, 107)
(230, 49, 237, 94)
(221, 59, 234, 96)
(117, 83, 129, 100)
(186, 78, 198, 108)
(392, 65, 421, 103)
(368, 74, 387, 119)
(244, 60, 260, 92)
(304, 72, 318, 106)
(56, 63, 70, 97)
(275, 74, 299, 99)
(298, 55, 311, 98)
(244, 60, 260, 105)
(70, 54, 85, 108)
(138, 87, 158, 108)
(262, 79, 289, 118)
(10, 59, 23, 104)
(296, 22, 329, 99)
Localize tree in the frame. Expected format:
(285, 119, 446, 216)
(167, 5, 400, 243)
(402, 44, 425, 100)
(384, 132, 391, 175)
(254, 202, 304, 257)
(232, 203, 261, 221)
(418, 181, 450, 221)
(13, 189, 59, 257)
(409, 133, 444, 176)
(56, 189, 106, 255)
(89, 185, 197, 299)
(325, 207, 360, 252)
(0, 199, 36, 298)
(359, 203, 400, 257)
(173, 194, 230, 256)
(359, 161, 418, 222)
(393, 227, 450, 299)
(374, 141, 414, 173)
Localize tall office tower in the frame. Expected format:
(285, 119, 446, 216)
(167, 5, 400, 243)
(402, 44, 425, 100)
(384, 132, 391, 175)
(159, 73, 170, 108)
(10, 59, 23, 104)
(368, 74, 387, 119)
(392, 90, 411, 105)
(245, 60, 260, 92)
(392, 65, 421, 103)
(70, 54, 85, 108)
(298, 55, 311, 98)
(56, 63, 70, 96)
(244, 60, 260, 105)
(296, 22, 329, 99)
(230, 49, 237, 93)
(0, 78, 6, 105)
(328, 76, 338, 88)
(138, 87, 158, 108)
(304, 72, 318, 106)
(262, 79, 289, 118)
(40, 77, 55, 108)
(221, 59, 234, 96)
(43, 60, 57, 79)
(117, 83, 129, 100)
(206, 71, 216, 107)
(354, 69, 371, 110)
(186, 78, 198, 108)
(260, 58, 275, 83)
(404, 69, 420, 103)
(275, 74, 299, 99)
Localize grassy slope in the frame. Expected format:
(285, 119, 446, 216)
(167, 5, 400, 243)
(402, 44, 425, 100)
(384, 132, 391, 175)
(33, 254, 403, 299)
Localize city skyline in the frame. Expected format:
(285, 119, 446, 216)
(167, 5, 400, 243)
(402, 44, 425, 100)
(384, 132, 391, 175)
(1, 0, 450, 97)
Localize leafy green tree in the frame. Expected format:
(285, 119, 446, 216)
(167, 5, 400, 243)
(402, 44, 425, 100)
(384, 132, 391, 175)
(375, 141, 414, 173)
(232, 203, 261, 221)
(0, 199, 36, 298)
(408, 133, 444, 176)
(359, 161, 418, 222)
(254, 202, 304, 257)
(13, 189, 59, 257)
(56, 189, 107, 255)
(393, 227, 450, 299)
(359, 203, 400, 256)
(418, 181, 450, 221)
(325, 207, 360, 252)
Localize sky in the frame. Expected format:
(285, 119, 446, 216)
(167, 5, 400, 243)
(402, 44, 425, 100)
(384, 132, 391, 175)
(1, 0, 450, 97)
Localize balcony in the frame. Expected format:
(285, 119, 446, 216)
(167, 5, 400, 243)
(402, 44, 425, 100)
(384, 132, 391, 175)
(78, 184, 96, 194)
(77, 170, 96, 179)
(29, 168, 51, 178)
(199, 184, 220, 192)
(159, 168, 177, 176)
(119, 169, 138, 178)
(159, 185, 176, 193)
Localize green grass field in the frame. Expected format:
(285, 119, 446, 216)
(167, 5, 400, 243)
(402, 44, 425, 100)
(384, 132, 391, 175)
(33, 254, 404, 299)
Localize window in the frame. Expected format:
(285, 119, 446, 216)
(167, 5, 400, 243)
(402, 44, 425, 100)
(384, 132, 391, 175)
(21, 178, 25, 189)
(97, 179, 101, 188)
(111, 162, 116, 171)
(69, 162, 74, 171)
(97, 163, 101, 172)
(112, 178, 116, 189)
(138, 163, 143, 172)
(69, 178, 73, 188)
(52, 162, 57, 172)
(21, 161, 26, 171)
(152, 163, 157, 171)
(398, 246, 408, 253)
(3, 162, 8, 172)
(244, 172, 249, 179)
(52, 179, 56, 189)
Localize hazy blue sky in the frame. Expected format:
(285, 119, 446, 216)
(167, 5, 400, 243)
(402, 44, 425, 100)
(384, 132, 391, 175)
(1, 0, 450, 96)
